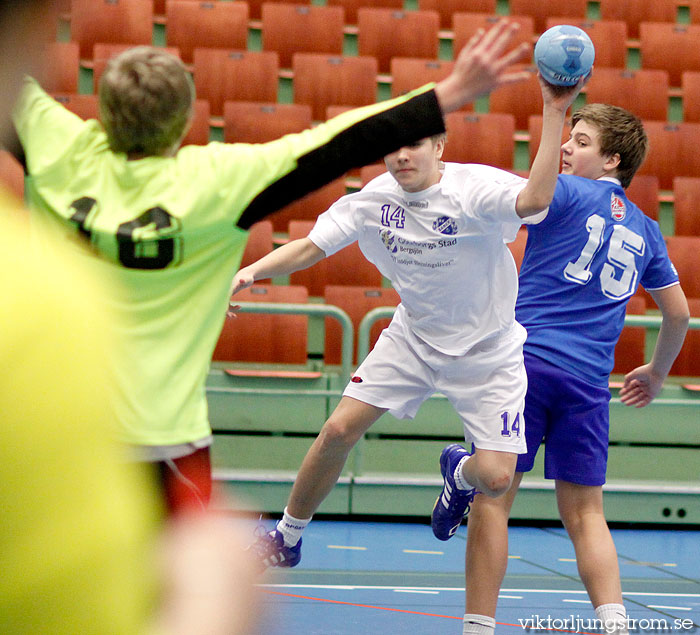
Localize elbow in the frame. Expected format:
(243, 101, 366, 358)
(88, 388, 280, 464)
(516, 196, 550, 218)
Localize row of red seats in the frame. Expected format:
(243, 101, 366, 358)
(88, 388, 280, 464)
(214, 282, 700, 378)
(63, 0, 700, 39)
(43, 37, 700, 127)
(63, 0, 700, 80)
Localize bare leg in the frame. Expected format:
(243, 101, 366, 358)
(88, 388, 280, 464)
(462, 448, 519, 497)
(555, 480, 623, 606)
(286, 396, 386, 519)
(465, 472, 522, 615)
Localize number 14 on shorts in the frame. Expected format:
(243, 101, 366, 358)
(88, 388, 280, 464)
(500, 411, 522, 437)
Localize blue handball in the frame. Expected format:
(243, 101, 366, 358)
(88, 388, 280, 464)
(534, 25, 595, 86)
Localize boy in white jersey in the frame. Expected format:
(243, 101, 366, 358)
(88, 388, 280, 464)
(235, 76, 585, 575)
(461, 105, 689, 635)
(12, 21, 534, 514)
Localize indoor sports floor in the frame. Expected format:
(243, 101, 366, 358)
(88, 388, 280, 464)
(251, 519, 700, 634)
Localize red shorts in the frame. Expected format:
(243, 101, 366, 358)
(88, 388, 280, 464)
(155, 446, 212, 515)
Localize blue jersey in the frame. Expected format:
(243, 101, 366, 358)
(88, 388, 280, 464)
(516, 175, 679, 386)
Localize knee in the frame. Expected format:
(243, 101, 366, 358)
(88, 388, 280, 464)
(478, 467, 514, 498)
(317, 416, 362, 451)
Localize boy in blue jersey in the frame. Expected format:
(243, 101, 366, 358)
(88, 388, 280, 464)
(454, 104, 690, 635)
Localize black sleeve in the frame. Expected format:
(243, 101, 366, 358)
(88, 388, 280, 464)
(237, 89, 445, 229)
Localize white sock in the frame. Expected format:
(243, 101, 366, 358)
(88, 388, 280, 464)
(595, 603, 629, 635)
(454, 455, 475, 491)
(463, 613, 495, 635)
(276, 507, 311, 547)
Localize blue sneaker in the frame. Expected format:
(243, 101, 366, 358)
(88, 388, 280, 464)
(431, 443, 477, 541)
(247, 525, 302, 570)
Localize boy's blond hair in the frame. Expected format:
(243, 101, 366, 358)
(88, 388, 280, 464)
(98, 47, 195, 156)
(571, 103, 648, 188)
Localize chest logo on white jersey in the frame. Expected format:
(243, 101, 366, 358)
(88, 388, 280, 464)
(610, 193, 626, 221)
(380, 229, 398, 253)
(432, 216, 458, 235)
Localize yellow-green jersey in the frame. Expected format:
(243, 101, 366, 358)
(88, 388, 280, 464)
(0, 189, 160, 634)
(13, 78, 445, 448)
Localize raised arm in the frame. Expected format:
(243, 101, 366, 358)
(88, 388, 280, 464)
(619, 284, 690, 407)
(515, 76, 587, 218)
(231, 238, 325, 295)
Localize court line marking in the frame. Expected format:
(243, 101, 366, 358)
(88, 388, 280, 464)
(563, 599, 591, 605)
(498, 595, 524, 600)
(260, 584, 700, 599)
(261, 589, 600, 633)
(394, 589, 440, 595)
(403, 549, 444, 555)
(648, 605, 692, 611)
(327, 545, 367, 551)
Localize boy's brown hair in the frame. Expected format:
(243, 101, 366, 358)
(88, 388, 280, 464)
(571, 103, 648, 188)
(98, 47, 195, 157)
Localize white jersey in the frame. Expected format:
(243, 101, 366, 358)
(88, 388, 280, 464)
(309, 162, 544, 356)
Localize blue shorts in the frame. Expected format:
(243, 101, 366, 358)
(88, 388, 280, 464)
(516, 352, 611, 486)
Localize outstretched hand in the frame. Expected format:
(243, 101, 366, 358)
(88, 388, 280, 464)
(435, 19, 532, 113)
(619, 364, 665, 408)
(538, 70, 590, 115)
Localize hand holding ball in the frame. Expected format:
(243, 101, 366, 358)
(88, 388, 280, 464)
(534, 25, 595, 86)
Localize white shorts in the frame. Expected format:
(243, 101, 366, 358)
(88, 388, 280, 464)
(343, 314, 528, 454)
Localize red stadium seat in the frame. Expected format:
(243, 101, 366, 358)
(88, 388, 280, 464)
(70, 0, 153, 60)
(600, 0, 677, 39)
(612, 295, 647, 375)
(488, 65, 541, 131)
(639, 22, 700, 87)
(223, 102, 312, 144)
(292, 54, 378, 121)
(452, 14, 534, 65)
(245, 0, 310, 21)
(288, 220, 383, 296)
(442, 112, 515, 169)
(213, 284, 310, 365)
(357, 8, 440, 74)
(181, 100, 211, 146)
(665, 236, 700, 299)
(193, 49, 279, 117)
(327, 0, 403, 25)
(324, 285, 400, 364)
(268, 178, 348, 234)
(40, 42, 80, 93)
(638, 121, 700, 190)
(390, 58, 472, 111)
(262, 4, 344, 69)
(583, 68, 670, 122)
(626, 175, 660, 222)
(508, 0, 587, 34)
(418, 0, 496, 30)
(672, 177, 700, 236)
(681, 71, 700, 123)
(165, 0, 248, 64)
(670, 298, 700, 377)
(240, 221, 274, 269)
